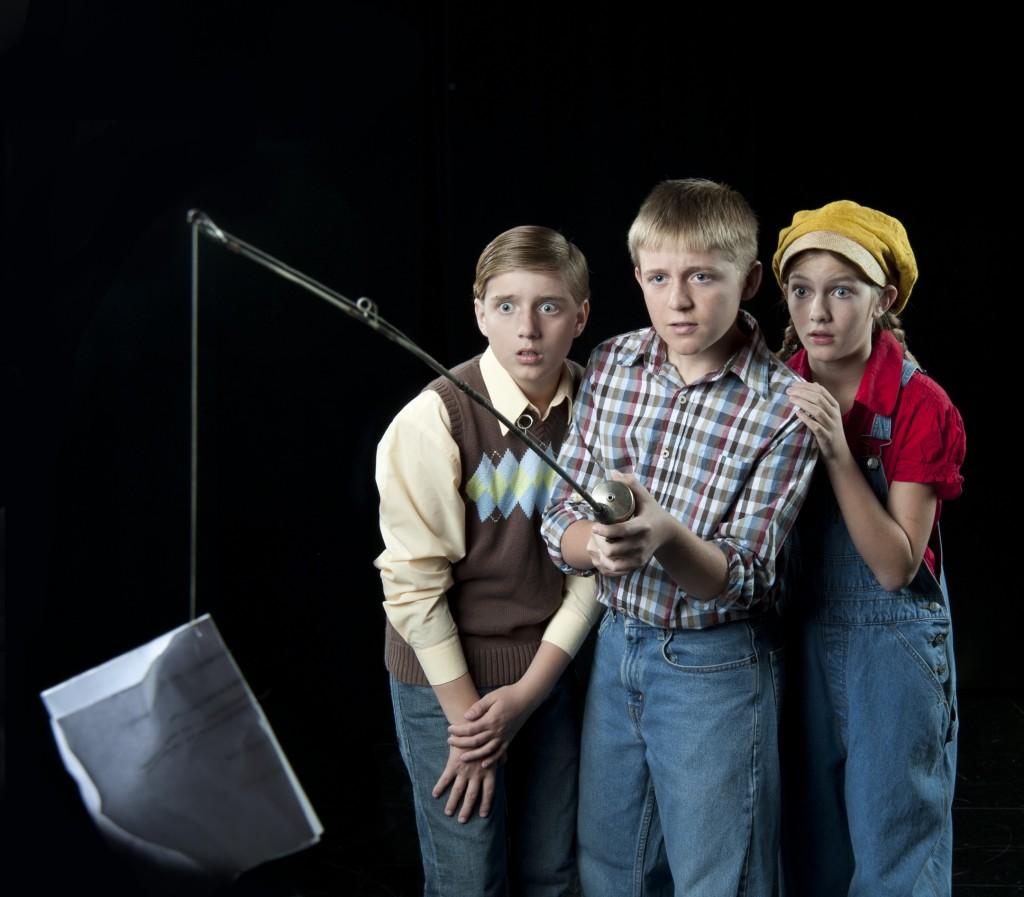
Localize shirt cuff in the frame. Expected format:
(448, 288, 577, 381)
(414, 634, 470, 686)
(541, 576, 602, 657)
(541, 503, 595, 575)
(712, 540, 758, 611)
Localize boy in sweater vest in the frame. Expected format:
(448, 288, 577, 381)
(375, 226, 598, 897)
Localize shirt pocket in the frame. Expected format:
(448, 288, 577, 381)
(688, 451, 756, 536)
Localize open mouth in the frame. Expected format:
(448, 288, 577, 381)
(517, 349, 543, 363)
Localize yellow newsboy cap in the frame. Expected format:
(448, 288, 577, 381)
(772, 200, 918, 313)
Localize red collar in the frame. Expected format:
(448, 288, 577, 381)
(787, 330, 905, 417)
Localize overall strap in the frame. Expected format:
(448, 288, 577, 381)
(868, 358, 919, 442)
(865, 358, 946, 582)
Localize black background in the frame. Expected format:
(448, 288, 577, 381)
(4, 2, 1016, 892)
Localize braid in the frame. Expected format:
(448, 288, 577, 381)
(876, 311, 918, 364)
(778, 320, 802, 359)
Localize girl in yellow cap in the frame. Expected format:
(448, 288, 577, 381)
(774, 200, 965, 897)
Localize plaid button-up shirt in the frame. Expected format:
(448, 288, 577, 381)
(541, 311, 817, 629)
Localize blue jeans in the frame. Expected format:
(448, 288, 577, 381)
(578, 609, 784, 897)
(390, 673, 579, 897)
(781, 450, 958, 896)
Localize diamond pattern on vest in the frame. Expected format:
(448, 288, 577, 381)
(465, 448, 560, 522)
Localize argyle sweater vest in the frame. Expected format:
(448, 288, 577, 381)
(385, 356, 583, 687)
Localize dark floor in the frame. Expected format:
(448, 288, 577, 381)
(222, 690, 1024, 896)
(951, 693, 1024, 894)
(35, 690, 1024, 896)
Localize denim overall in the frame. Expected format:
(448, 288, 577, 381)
(781, 360, 958, 897)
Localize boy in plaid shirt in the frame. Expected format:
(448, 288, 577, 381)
(541, 179, 817, 896)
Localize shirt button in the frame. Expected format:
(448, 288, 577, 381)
(678, 394, 687, 405)
(661, 449, 670, 459)
(866, 457, 880, 470)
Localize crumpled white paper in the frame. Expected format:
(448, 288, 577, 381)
(41, 614, 323, 877)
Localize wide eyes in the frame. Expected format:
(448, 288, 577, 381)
(494, 300, 561, 314)
(788, 285, 854, 300)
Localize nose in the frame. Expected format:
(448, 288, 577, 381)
(518, 307, 541, 338)
(809, 293, 830, 322)
(668, 282, 693, 310)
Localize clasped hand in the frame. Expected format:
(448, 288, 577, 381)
(432, 683, 534, 822)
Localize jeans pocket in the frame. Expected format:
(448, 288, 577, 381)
(891, 620, 954, 711)
(597, 608, 616, 637)
(660, 624, 757, 672)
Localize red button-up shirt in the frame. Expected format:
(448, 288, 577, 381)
(788, 330, 965, 573)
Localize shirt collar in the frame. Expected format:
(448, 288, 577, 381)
(612, 310, 774, 398)
(788, 329, 903, 417)
(853, 329, 904, 417)
(479, 346, 575, 436)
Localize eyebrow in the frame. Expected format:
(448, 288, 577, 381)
(643, 265, 724, 276)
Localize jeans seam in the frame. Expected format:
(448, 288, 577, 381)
(769, 646, 784, 716)
(737, 622, 760, 897)
(390, 679, 442, 893)
(634, 781, 657, 897)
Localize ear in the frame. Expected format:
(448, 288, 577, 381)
(474, 297, 488, 337)
(877, 285, 898, 315)
(740, 260, 763, 302)
(634, 266, 643, 287)
(574, 298, 591, 337)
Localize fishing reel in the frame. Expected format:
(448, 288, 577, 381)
(590, 479, 635, 524)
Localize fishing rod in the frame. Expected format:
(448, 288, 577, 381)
(186, 210, 634, 534)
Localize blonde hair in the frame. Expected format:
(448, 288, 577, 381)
(778, 249, 917, 362)
(627, 178, 758, 270)
(473, 226, 589, 306)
